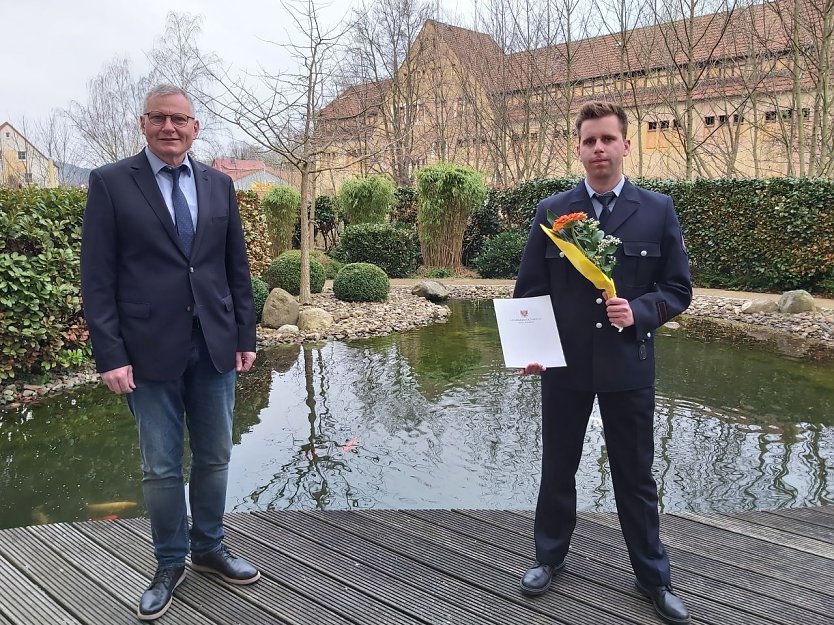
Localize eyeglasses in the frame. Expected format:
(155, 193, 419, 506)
(144, 112, 195, 127)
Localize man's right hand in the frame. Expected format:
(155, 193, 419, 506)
(519, 363, 546, 376)
(100, 365, 136, 394)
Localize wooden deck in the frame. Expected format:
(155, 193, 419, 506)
(0, 507, 832, 624)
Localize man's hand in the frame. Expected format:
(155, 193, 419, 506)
(236, 351, 256, 373)
(604, 293, 635, 328)
(519, 363, 546, 376)
(100, 365, 135, 394)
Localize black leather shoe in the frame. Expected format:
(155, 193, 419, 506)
(191, 544, 260, 584)
(137, 565, 186, 621)
(635, 579, 691, 625)
(520, 560, 566, 596)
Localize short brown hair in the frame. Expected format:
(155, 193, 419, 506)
(574, 101, 628, 139)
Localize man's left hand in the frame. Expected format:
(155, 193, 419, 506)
(604, 294, 634, 328)
(236, 351, 256, 373)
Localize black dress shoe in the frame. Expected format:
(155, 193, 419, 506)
(520, 560, 566, 596)
(191, 544, 260, 585)
(137, 565, 186, 621)
(635, 579, 691, 625)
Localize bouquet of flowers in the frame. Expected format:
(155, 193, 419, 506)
(539, 211, 621, 297)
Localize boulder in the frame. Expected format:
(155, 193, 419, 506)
(741, 299, 778, 314)
(277, 324, 299, 334)
(262, 288, 299, 328)
(297, 307, 334, 332)
(778, 289, 815, 314)
(411, 280, 449, 303)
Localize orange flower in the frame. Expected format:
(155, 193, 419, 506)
(550, 212, 588, 233)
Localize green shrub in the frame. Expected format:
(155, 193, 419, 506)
(486, 178, 579, 232)
(314, 195, 340, 251)
(251, 276, 269, 321)
(473, 230, 527, 278)
(416, 163, 487, 269)
(0, 187, 91, 380)
(261, 186, 300, 256)
(337, 223, 419, 278)
(333, 263, 390, 302)
(262, 250, 325, 295)
(462, 198, 501, 267)
(314, 252, 343, 279)
(422, 267, 455, 278)
(337, 174, 396, 224)
(391, 186, 418, 226)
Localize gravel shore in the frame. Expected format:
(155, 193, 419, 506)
(2, 285, 832, 408)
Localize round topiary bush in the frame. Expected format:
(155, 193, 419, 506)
(333, 263, 390, 302)
(262, 250, 326, 295)
(472, 230, 527, 278)
(251, 276, 269, 321)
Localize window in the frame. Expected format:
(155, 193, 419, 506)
(672, 119, 680, 128)
(733, 114, 744, 123)
(718, 115, 728, 125)
(802, 108, 811, 119)
(660, 120, 669, 130)
(704, 116, 715, 126)
(17, 150, 26, 160)
(22, 172, 33, 183)
(764, 111, 777, 122)
(781, 109, 793, 120)
(530, 132, 538, 142)
(647, 121, 658, 131)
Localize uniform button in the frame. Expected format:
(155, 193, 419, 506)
(559, 251, 565, 258)
(595, 322, 603, 329)
(647, 331, 652, 338)
(640, 250, 647, 257)
(189, 266, 195, 273)
(595, 297, 603, 304)
(186, 306, 192, 312)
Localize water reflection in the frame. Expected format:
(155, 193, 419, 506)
(0, 300, 831, 528)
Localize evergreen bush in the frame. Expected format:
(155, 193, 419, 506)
(262, 250, 325, 295)
(337, 175, 396, 224)
(337, 223, 418, 278)
(261, 186, 300, 256)
(473, 230, 527, 278)
(333, 263, 390, 302)
(251, 276, 269, 321)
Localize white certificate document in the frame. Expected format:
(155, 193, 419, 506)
(493, 295, 566, 368)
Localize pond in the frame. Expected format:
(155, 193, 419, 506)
(1, 300, 832, 529)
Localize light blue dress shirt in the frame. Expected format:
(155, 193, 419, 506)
(144, 147, 199, 230)
(584, 177, 626, 219)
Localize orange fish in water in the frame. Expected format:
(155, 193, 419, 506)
(339, 436, 360, 453)
(100, 514, 120, 521)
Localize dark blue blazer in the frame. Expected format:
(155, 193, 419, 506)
(514, 180, 692, 392)
(81, 152, 256, 381)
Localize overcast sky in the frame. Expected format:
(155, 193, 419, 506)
(0, 0, 475, 128)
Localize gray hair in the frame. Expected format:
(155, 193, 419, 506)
(143, 84, 196, 115)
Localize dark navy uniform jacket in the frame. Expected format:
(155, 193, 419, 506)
(81, 152, 256, 381)
(513, 179, 692, 392)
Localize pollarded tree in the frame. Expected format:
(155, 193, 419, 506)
(337, 174, 395, 224)
(416, 163, 486, 270)
(262, 185, 301, 256)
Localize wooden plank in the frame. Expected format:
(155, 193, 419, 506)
(229, 511, 509, 625)
(78, 518, 352, 625)
(728, 510, 834, 543)
(675, 512, 834, 560)
(296, 510, 648, 625)
(461, 510, 834, 621)
(0, 548, 81, 625)
(417, 509, 826, 625)
(0, 611, 13, 625)
(260, 508, 558, 625)
(765, 507, 834, 530)
(0, 526, 167, 625)
(30, 523, 222, 625)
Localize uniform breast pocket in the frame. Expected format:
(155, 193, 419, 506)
(617, 241, 661, 287)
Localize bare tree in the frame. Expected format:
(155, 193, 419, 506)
(66, 57, 149, 167)
(32, 109, 84, 186)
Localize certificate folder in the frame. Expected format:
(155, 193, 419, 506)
(492, 295, 566, 368)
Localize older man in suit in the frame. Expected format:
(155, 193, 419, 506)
(81, 84, 259, 621)
(514, 101, 692, 625)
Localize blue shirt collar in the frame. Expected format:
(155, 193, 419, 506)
(144, 147, 193, 176)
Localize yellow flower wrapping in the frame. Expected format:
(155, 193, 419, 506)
(540, 224, 617, 298)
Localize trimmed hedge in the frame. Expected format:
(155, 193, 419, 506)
(251, 277, 269, 321)
(0, 187, 90, 380)
(333, 262, 390, 302)
(473, 230, 527, 278)
(337, 223, 419, 278)
(262, 250, 326, 295)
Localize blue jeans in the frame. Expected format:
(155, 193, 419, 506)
(126, 325, 236, 567)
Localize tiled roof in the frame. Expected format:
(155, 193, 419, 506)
(320, 80, 391, 120)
